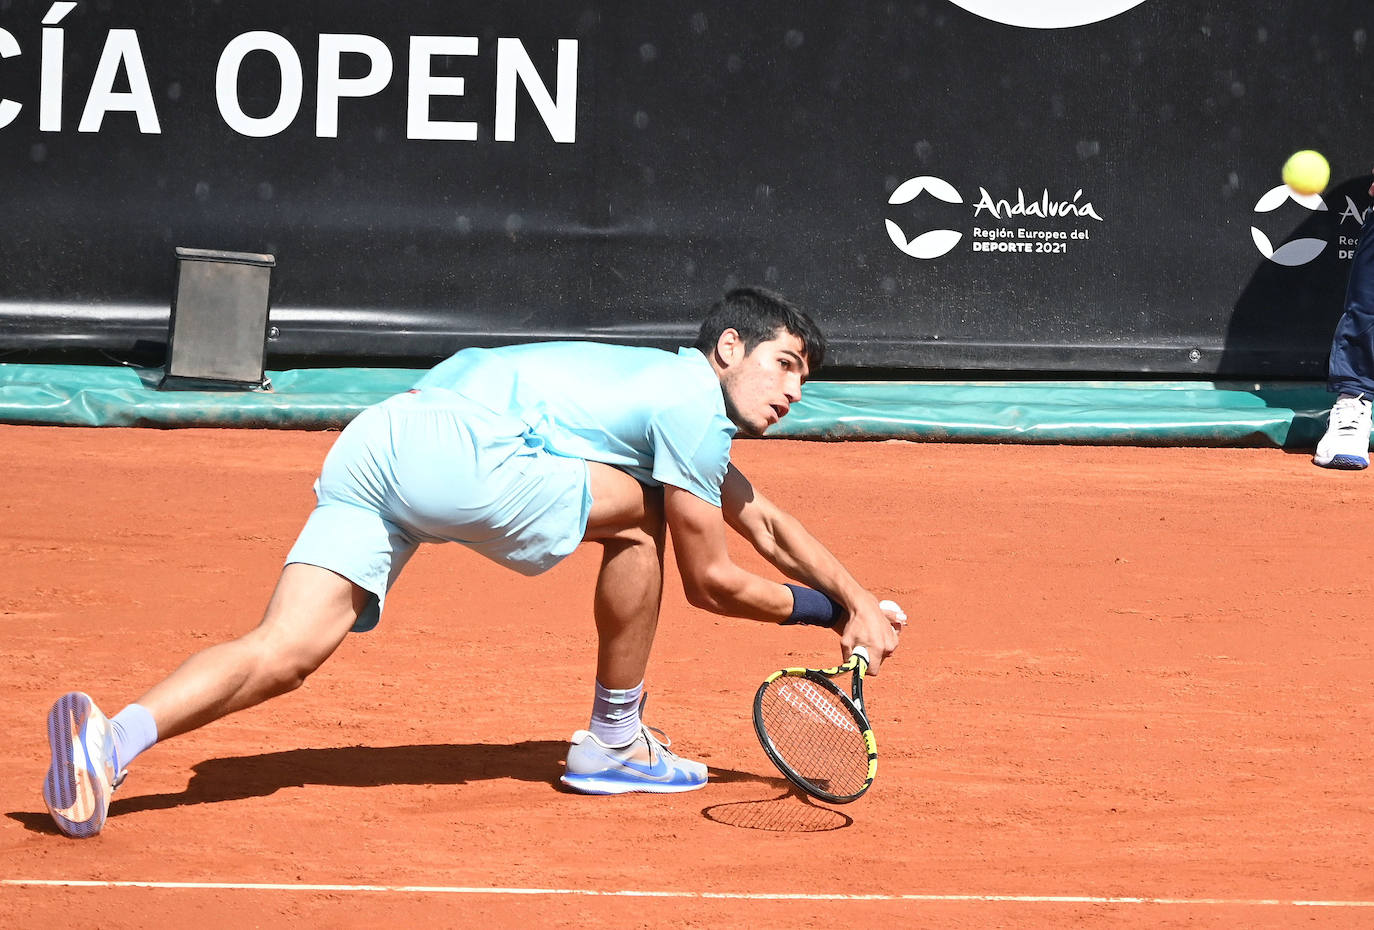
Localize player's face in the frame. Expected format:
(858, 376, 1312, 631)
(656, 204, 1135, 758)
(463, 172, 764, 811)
(718, 329, 810, 437)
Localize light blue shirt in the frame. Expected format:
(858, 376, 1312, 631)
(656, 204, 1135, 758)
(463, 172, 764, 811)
(415, 342, 737, 506)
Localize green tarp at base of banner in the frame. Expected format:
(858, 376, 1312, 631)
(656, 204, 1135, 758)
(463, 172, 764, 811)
(0, 364, 422, 430)
(0, 363, 1336, 448)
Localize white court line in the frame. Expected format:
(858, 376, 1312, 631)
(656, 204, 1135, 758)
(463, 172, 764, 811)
(3, 880, 1373, 907)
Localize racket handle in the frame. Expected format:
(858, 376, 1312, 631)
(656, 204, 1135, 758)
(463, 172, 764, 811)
(851, 645, 871, 667)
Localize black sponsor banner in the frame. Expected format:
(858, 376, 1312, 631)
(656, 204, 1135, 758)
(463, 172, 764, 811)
(0, 1, 1369, 374)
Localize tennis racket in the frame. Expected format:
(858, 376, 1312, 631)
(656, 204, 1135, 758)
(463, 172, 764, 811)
(752, 645, 875, 804)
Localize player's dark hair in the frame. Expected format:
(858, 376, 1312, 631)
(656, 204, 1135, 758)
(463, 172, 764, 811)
(692, 286, 826, 370)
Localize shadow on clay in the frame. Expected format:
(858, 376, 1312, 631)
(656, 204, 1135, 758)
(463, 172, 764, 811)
(9, 741, 782, 833)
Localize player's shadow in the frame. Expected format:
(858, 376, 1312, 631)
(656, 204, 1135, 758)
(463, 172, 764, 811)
(7, 741, 774, 834)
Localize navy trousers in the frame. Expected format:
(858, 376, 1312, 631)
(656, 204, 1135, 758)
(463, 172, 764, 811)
(1328, 209, 1374, 396)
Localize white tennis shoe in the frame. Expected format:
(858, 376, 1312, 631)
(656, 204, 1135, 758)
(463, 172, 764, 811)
(561, 725, 707, 794)
(1314, 393, 1372, 470)
(42, 692, 126, 838)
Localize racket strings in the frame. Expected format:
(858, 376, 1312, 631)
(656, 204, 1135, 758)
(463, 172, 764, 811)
(758, 676, 870, 797)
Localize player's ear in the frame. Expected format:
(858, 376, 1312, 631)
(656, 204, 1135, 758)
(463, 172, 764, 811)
(715, 328, 746, 366)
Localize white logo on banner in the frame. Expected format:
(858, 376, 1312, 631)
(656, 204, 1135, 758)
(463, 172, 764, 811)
(945, 0, 1151, 29)
(886, 175, 1102, 261)
(1250, 185, 1328, 267)
(886, 176, 965, 259)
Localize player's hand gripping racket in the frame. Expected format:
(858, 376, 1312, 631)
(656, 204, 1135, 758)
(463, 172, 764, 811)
(752, 645, 875, 804)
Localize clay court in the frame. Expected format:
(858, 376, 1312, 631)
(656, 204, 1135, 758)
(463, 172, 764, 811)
(2, 425, 1372, 928)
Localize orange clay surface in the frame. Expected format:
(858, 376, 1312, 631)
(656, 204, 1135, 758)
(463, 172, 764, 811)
(2, 425, 1372, 929)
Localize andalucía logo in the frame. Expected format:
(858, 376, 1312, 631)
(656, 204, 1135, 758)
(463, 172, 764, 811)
(1250, 185, 1372, 267)
(886, 176, 1104, 261)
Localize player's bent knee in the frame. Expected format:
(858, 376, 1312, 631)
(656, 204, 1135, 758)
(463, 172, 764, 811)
(247, 564, 366, 687)
(236, 634, 323, 697)
(239, 618, 351, 697)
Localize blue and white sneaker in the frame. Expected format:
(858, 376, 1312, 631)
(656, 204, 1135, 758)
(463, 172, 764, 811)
(561, 725, 708, 795)
(42, 692, 126, 838)
(1314, 393, 1372, 470)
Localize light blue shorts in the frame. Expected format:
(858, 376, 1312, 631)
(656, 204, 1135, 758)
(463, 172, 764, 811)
(285, 388, 591, 632)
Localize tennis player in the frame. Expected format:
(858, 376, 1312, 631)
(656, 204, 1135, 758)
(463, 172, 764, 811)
(41, 286, 904, 838)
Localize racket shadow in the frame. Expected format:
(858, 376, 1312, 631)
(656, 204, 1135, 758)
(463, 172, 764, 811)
(701, 787, 855, 833)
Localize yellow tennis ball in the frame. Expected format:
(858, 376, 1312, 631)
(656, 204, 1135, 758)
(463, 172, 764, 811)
(1282, 150, 1330, 196)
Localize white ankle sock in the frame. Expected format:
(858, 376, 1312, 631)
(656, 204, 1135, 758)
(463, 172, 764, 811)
(110, 704, 158, 771)
(589, 680, 643, 747)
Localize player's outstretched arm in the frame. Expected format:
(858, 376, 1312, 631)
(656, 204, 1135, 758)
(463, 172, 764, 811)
(663, 484, 794, 618)
(718, 465, 902, 669)
(665, 472, 899, 672)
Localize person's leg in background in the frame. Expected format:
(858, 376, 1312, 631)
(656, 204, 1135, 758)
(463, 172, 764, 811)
(1316, 204, 1374, 469)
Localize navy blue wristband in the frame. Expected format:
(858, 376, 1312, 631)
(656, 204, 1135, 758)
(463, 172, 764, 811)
(782, 584, 847, 627)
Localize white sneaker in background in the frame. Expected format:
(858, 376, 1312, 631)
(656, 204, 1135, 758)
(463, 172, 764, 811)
(1313, 393, 1373, 470)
